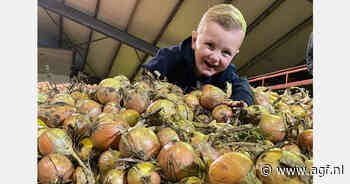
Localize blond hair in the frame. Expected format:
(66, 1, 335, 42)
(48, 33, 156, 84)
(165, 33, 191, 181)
(198, 4, 247, 34)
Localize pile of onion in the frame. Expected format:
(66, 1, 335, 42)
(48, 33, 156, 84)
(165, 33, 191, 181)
(119, 127, 160, 160)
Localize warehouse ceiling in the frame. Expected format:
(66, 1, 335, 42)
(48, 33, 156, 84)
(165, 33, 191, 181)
(38, 0, 313, 82)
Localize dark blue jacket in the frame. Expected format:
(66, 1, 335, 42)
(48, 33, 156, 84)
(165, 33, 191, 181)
(142, 37, 254, 106)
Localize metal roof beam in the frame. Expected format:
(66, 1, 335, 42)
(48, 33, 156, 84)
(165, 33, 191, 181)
(246, 0, 286, 34)
(38, 0, 158, 56)
(237, 16, 313, 75)
(105, 0, 141, 78)
(130, 0, 184, 81)
(81, 0, 101, 72)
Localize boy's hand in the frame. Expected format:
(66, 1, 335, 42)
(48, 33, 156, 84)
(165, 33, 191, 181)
(222, 100, 248, 108)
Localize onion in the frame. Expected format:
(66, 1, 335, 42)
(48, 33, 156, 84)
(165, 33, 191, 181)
(240, 105, 268, 125)
(124, 89, 150, 113)
(209, 152, 260, 184)
(189, 90, 202, 99)
(196, 142, 221, 168)
(38, 103, 76, 128)
(290, 105, 306, 118)
(212, 104, 232, 123)
(256, 148, 309, 184)
(71, 91, 89, 102)
(98, 150, 121, 174)
(200, 84, 226, 110)
(258, 113, 286, 143)
(190, 131, 208, 148)
(96, 87, 123, 105)
(119, 127, 160, 160)
(127, 162, 160, 184)
(146, 99, 177, 124)
(73, 166, 88, 184)
(103, 102, 121, 114)
(176, 103, 194, 121)
(38, 154, 74, 184)
(92, 112, 116, 124)
(76, 99, 102, 119)
(48, 93, 75, 106)
(298, 129, 313, 152)
(281, 143, 301, 154)
(118, 109, 140, 127)
(102, 169, 126, 184)
(157, 141, 204, 181)
(63, 113, 92, 140)
(157, 127, 180, 147)
(90, 119, 129, 151)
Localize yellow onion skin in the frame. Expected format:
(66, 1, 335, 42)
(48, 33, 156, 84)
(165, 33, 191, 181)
(76, 99, 102, 119)
(63, 113, 92, 139)
(255, 148, 309, 184)
(48, 93, 75, 106)
(98, 150, 121, 174)
(77, 138, 94, 161)
(38, 103, 76, 128)
(208, 152, 254, 184)
(91, 119, 129, 151)
(103, 102, 121, 114)
(119, 127, 160, 161)
(71, 91, 89, 102)
(281, 143, 301, 154)
(127, 162, 161, 184)
(72, 166, 87, 184)
(258, 113, 286, 143)
(124, 89, 150, 114)
(157, 141, 204, 182)
(212, 104, 232, 123)
(179, 176, 202, 184)
(146, 99, 177, 124)
(157, 127, 180, 147)
(184, 94, 200, 111)
(38, 154, 74, 184)
(118, 109, 140, 127)
(298, 129, 313, 152)
(96, 87, 123, 105)
(102, 169, 126, 184)
(200, 84, 226, 110)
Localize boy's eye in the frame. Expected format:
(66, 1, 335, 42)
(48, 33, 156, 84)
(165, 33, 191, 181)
(206, 42, 214, 48)
(223, 50, 232, 56)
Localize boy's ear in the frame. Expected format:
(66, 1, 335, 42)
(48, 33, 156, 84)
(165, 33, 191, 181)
(191, 31, 198, 49)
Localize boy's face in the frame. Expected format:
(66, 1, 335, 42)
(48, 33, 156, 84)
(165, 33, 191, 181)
(191, 21, 245, 77)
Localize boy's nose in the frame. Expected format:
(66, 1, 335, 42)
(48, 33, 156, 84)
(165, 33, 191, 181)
(208, 51, 220, 66)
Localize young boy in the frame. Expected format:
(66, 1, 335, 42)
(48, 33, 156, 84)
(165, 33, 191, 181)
(142, 4, 254, 107)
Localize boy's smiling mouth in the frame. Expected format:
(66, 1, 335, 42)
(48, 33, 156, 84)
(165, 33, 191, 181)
(204, 60, 216, 68)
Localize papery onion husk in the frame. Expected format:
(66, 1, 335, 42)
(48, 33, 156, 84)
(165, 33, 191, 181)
(239, 105, 268, 125)
(119, 127, 160, 160)
(102, 168, 126, 184)
(73, 166, 88, 184)
(157, 141, 205, 182)
(189, 90, 202, 99)
(103, 102, 121, 114)
(96, 87, 123, 105)
(63, 113, 92, 140)
(196, 142, 221, 168)
(200, 84, 226, 110)
(38, 153, 74, 184)
(157, 127, 180, 147)
(127, 162, 160, 184)
(118, 109, 140, 127)
(209, 152, 260, 184)
(176, 103, 194, 121)
(38, 128, 74, 156)
(71, 91, 90, 102)
(48, 93, 75, 106)
(91, 119, 129, 151)
(281, 143, 301, 154)
(98, 150, 121, 174)
(92, 112, 117, 124)
(77, 138, 94, 161)
(38, 103, 76, 128)
(124, 89, 150, 114)
(179, 176, 202, 184)
(298, 129, 313, 152)
(255, 148, 310, 184)
(290, 104, 306, 119)
(184, 94, 200, 112)
(145, 99, 177, 125)
(212, 104, 232, 123)
(258, 113, 286, 143)
(76, 99, 102, 119)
